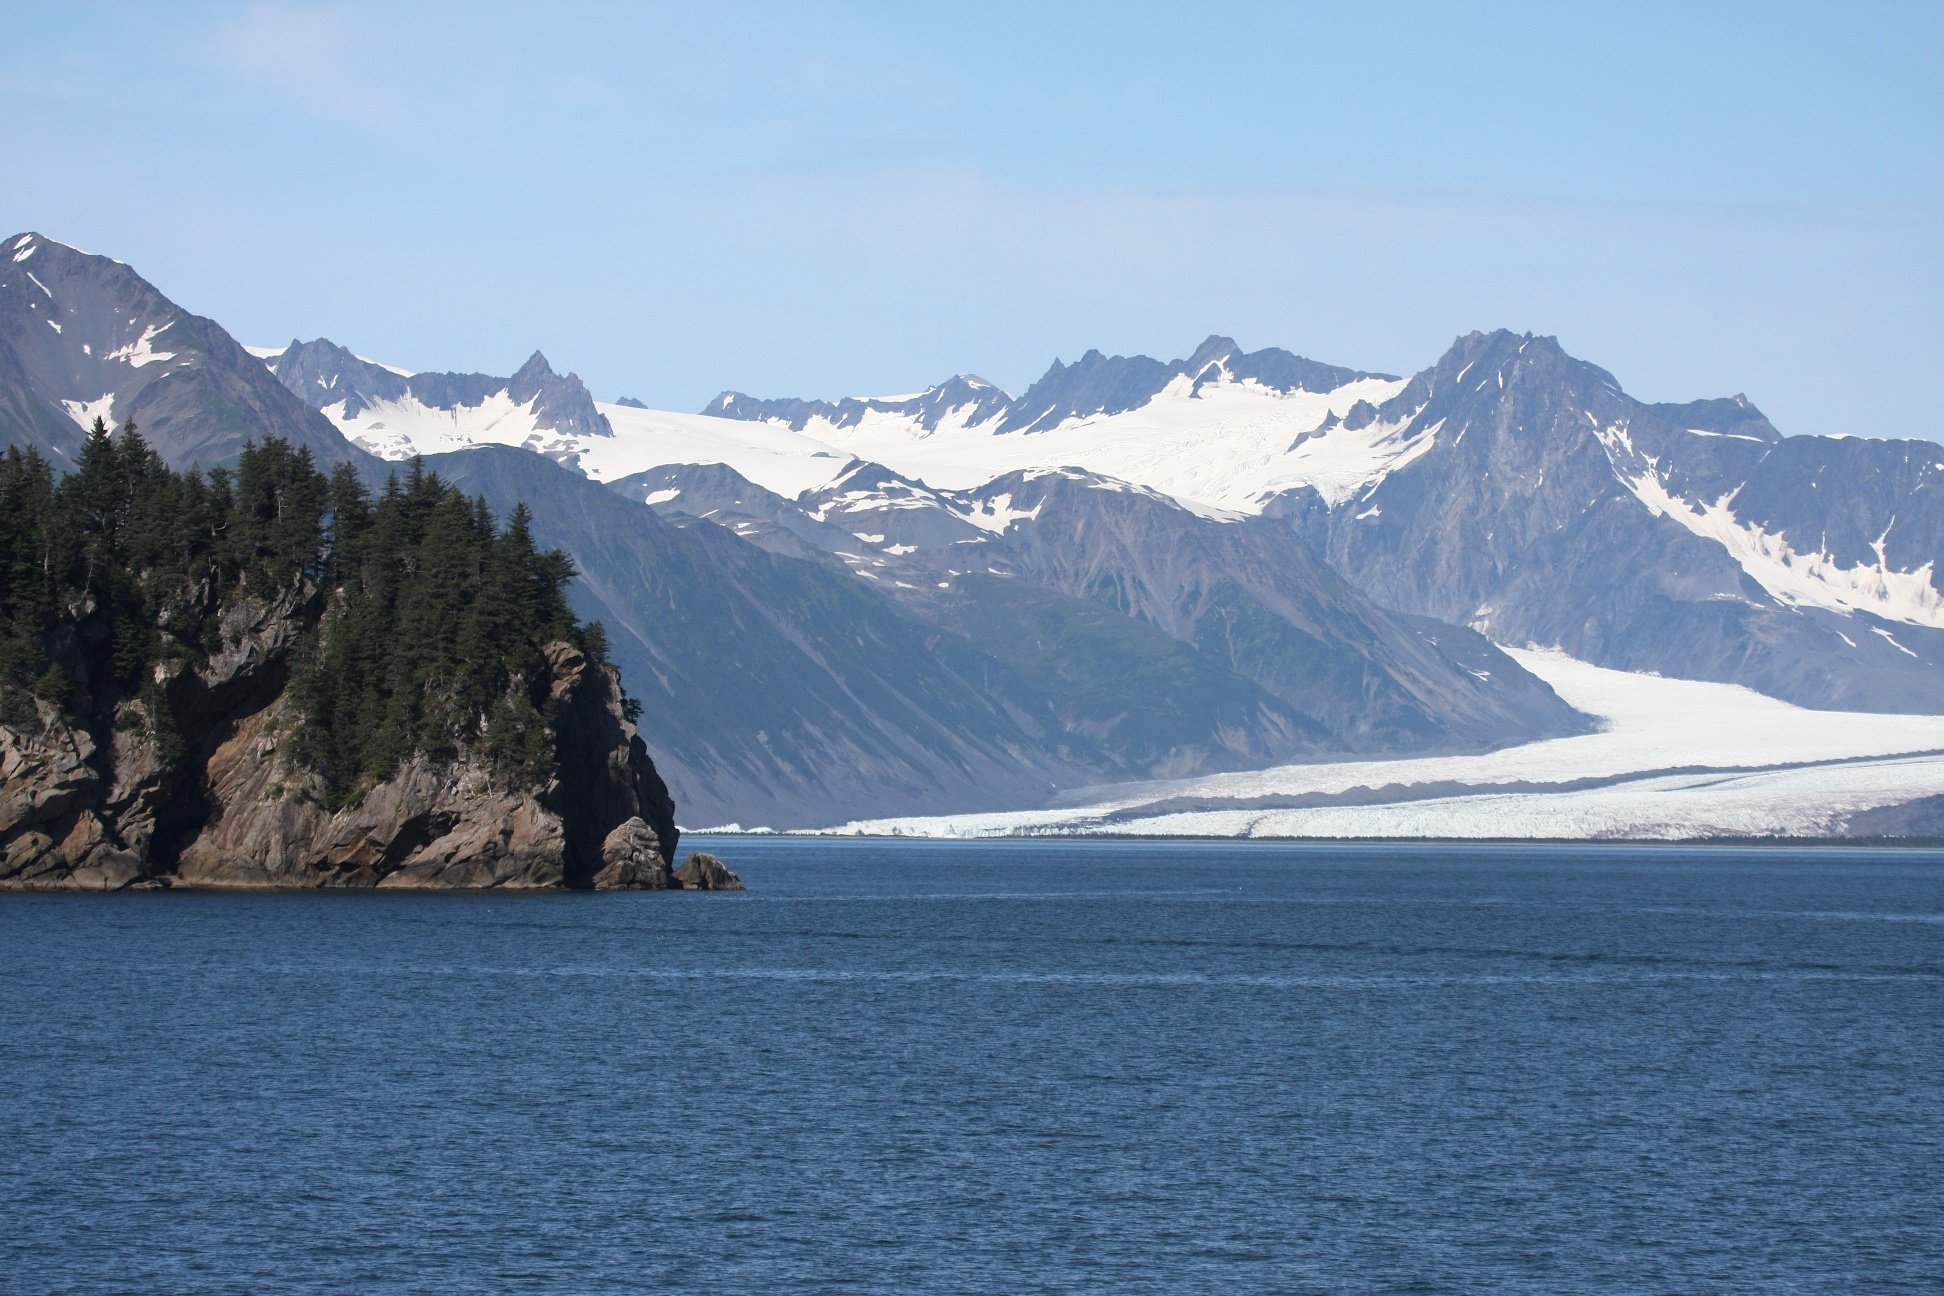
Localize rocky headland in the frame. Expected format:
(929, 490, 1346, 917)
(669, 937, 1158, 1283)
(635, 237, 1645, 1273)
(0, 430, 738, 893)
(0, 599, 735, 891)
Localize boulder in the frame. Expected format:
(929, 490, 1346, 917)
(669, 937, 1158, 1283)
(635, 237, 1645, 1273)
(674, 850, 743, 891)
(591, 816, 674, 890)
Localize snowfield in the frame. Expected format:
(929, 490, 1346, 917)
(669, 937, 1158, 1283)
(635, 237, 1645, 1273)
(295, 360, 1413, 517)
(746, 372, 1414, 514)
(816, 649, 1944, 840)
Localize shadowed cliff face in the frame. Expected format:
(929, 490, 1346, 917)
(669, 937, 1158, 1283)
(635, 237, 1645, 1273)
(0, 586, 681, 891)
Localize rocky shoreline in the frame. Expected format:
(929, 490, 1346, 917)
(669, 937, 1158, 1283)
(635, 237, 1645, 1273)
(1, 588, 737, 893)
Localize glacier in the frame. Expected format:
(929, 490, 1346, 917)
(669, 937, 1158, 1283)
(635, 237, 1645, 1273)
(814, 650, 1944, 840)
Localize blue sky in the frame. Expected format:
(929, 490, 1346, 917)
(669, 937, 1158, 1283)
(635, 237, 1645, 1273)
(3, 1, 1940, 438)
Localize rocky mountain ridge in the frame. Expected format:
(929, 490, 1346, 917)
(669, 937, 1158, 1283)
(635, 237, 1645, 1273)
(605, 327, 1944, 715)
(263, 338, 614, 459)
(705, 334, 1396, 435)
(1278, 330, 1944, 711)
(0, 234, 370, 473)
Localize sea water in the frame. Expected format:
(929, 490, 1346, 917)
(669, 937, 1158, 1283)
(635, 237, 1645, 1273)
(3, 838, 1939, 1293)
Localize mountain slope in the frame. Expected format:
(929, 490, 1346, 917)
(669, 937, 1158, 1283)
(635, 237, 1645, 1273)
(0, 234, 371, 471)
(642, 458, 1589, 757)
(1294, 330, 1944, 711)
(425, 446, 1104, 826)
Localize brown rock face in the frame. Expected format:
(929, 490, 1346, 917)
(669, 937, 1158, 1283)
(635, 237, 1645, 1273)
(591, 816, 674, 890)
(171, 702, 576, 889)
(0, 703, 145, 890)
(674, 850, 744, 891)
(0, 588, 687, 891)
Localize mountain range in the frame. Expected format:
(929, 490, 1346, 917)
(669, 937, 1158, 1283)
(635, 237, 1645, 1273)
(3, 230, 1938, 828)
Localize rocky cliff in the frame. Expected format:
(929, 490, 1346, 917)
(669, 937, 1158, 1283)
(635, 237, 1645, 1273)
(0, 588, 707, 891)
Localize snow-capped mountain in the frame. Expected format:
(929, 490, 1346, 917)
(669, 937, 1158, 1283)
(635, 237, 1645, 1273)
(278, 333, 1413, 515)
(0, 234, 364, 470)
(1287, 330, 1944, 711)
(254, 338, 612, 466)
(237, 330, 1630, 779)
(264, 318, 1941, 713)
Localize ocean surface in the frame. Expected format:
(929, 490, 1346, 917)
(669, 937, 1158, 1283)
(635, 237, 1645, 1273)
(3, 839, 1941, 1294)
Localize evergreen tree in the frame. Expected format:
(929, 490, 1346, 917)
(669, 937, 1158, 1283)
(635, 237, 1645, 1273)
(0, 424, 618, 809)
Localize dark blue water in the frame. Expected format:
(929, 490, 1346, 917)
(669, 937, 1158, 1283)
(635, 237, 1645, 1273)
(3, 839, 1941, 1294)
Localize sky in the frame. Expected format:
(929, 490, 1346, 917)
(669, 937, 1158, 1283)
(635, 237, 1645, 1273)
(3, 1, 1940, 439)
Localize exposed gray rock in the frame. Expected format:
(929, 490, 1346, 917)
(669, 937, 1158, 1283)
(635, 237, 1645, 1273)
(620, 450, 1591, 791)
(0, 702, 144, 890)
(706, 336, 1396, 437)
(609, 461, 865, 563)
(1300, 330, 1944, 713)
(708, 372, 1011, 433)
(0, 234, 374, 472)
(995, 336, 1392, 434)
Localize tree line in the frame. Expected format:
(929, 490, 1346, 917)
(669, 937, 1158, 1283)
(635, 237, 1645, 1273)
(0, 418, 610, 806)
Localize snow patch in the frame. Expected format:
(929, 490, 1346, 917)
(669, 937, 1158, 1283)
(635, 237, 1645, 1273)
(1687, 428, 1768, 443)
(302, 366, 1415, 519)
(105, 323, 179, 369)
(960, 492, 1042, 534)
(1621, 457, 1944, 629)
(745, 373, 1411, 515)
(1873, 627, 1920, 659)
(61, 395, 115, 432)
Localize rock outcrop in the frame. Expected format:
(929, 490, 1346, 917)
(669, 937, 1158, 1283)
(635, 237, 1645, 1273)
(674, 850, 743, 891)
(0, 593, 689, 891)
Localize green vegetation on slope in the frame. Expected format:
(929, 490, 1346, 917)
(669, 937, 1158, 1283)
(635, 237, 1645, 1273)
(0, 419, 614, 807)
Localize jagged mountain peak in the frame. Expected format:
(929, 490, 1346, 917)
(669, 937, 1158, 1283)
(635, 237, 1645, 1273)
(700, 370, 1011, 434)
(1375, 329, 1621, 428)
(1186, 334, 1242, 367)
(810, 456, 943, 500)
(706, 336, 1394, 439)
(511, 350, 555, 384)
(262, 338, 408, 419)
(937, 372, 1004, 397)
(1438, 328, 1570, 368)
(260, 337, 612, 457)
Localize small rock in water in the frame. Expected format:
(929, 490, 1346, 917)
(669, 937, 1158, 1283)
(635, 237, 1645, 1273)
(675, 850, 743, 891)
(591, 816, 673, 890)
